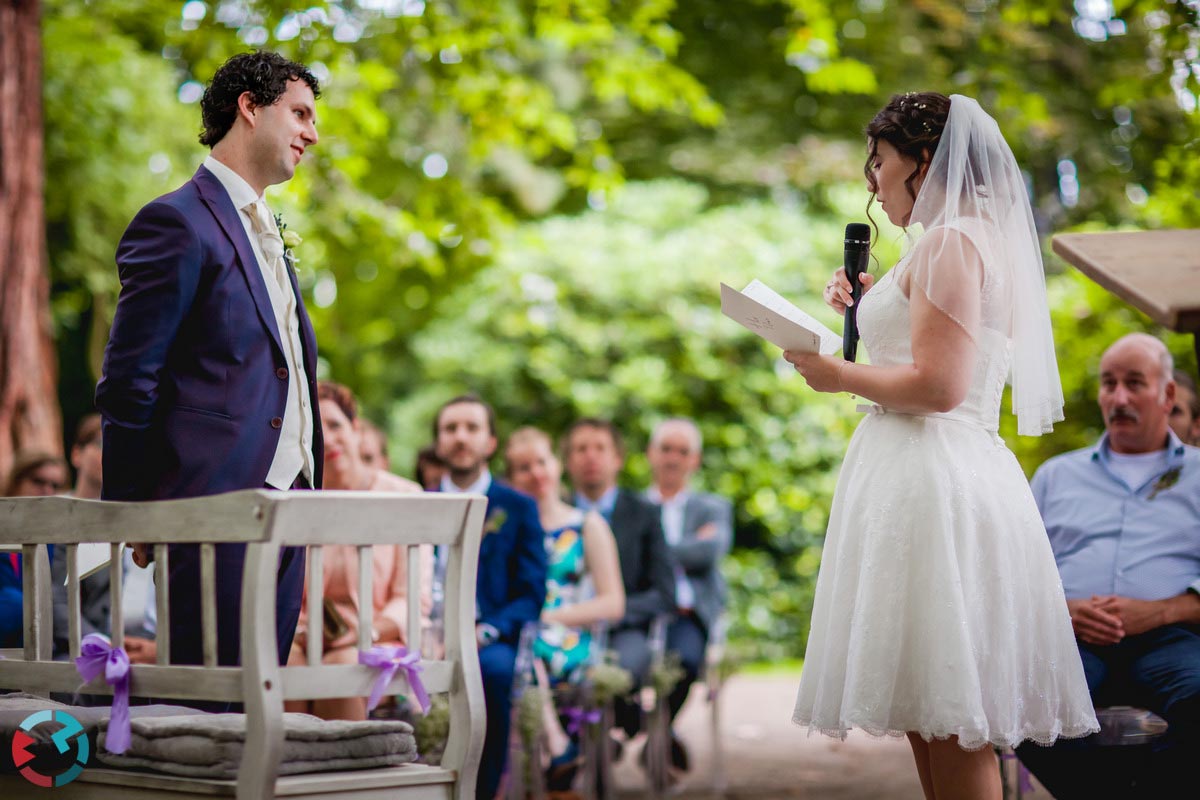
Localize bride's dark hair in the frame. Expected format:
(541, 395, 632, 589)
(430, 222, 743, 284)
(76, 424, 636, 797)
(863, 92, 951, 236)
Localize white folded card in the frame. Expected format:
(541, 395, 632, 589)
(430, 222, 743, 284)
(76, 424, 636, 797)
(68, 543, 120, 585)
(720, 279, 842, 356)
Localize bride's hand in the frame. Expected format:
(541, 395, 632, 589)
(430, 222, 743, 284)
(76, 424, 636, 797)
(783, 350, 846, 393)
(823, 268, 875, 314)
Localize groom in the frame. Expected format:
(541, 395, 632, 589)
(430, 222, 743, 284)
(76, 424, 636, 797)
(95, 52, 323, 672)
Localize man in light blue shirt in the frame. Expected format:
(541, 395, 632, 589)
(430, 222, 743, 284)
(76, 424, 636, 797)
(1017, 334, 1200, 799)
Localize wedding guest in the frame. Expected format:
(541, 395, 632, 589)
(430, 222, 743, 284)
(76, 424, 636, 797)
(3, 451, 67, 498)
(1169, 368, 1199, 445)
(562, 418, 674, 744)
(787, 92, 1097, 799)
(414, 444, 447, 491)
(433, 394, 547, 800)
(1, 451, 69, 647)
(1016, 334, 1200, 799)
(644, 417, 732, 772)
(69, 414, 103, 500)
(359, 417, 391, 471)
(50, 415, 158, 662)
(286, 381, 425, 721)
(504, 426, 625, 778)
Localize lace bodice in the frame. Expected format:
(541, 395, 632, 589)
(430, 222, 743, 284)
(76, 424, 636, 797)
(856, 252, 1013, 432)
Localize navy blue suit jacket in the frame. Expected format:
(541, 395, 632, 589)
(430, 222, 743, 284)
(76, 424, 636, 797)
(96, 165, 323, 500)
(476, 480, 548, 643)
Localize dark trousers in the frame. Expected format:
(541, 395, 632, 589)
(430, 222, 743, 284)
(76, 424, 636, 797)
(1016, 625, 1200, 799)
(478, 640, 517, 800)
(610, 625, 652, 737)
(665, 613, 708, 723)
(165, 474, 310, 709)
(169, 475, 310, 668)
(610, 615, 709, 737)
(166, 542, 306, 669)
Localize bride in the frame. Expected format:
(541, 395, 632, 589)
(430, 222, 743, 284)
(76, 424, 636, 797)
(785, 93, 1098, 799)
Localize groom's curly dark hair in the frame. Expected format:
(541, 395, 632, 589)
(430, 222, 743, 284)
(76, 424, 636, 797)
(199, 51, 321, 147)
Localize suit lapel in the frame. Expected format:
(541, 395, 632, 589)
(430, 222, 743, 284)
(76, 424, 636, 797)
(681, 494, 702, 540)
(192, 166, 284, 354)
(610, 489, 629, 531)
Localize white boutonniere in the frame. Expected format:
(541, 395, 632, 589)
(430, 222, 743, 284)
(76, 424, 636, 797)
(484, 509, 507, 537)
(274, 213, 303, 264)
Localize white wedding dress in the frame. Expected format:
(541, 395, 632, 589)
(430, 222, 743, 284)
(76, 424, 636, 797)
(791, 242, 1099, 749)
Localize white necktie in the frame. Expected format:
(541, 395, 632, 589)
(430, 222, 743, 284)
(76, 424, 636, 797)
(245, 200, 293, 307)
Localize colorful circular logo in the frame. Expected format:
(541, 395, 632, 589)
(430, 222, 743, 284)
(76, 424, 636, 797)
(11, 710, 91, 787)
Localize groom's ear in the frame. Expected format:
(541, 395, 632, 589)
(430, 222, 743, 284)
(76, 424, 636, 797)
(236, 91, 260, 127)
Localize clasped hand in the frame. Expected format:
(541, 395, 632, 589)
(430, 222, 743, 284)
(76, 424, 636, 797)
(1067, 595, 1165, 645)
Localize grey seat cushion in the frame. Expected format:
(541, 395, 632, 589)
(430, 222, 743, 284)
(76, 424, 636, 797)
(97, 712, 418, 778)
(0, 692, 417, 779)
(0, 691, 205, 742)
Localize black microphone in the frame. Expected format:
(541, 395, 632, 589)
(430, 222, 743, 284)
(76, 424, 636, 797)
(842, 222, 871, 362)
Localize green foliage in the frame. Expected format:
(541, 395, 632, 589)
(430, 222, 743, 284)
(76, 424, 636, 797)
(40, 1, 1200, 661)
(43, 2, 205, 425)
(650, 651, 685, 695)
(587, 660, 634, 704)
(411, 693, 450, 764)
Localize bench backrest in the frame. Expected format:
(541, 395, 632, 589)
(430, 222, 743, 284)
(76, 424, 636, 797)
(0, 489, 487, 799)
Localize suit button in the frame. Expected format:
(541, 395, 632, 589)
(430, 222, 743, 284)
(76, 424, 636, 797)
(276, 367, 288, 380)
(270, 417, 283, 429)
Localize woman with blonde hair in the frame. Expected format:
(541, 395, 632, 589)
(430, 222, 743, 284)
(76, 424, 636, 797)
(504, 426, 625, 780)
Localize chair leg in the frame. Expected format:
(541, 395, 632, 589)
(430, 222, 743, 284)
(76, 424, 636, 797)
(710, 680, 725, 793)
(996, 746, 1024, 800)
(643, 696, 672, 796)
(594, 706, 616, 800)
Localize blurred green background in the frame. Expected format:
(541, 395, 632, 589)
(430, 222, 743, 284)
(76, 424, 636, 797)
(44, 0, 1200, 663)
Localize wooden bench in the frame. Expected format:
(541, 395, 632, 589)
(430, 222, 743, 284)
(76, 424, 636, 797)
(0, 489, 487, 799)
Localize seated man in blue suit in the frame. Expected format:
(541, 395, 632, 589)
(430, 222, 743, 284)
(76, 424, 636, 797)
(433, 395, 547, 800)
(95, 52, 324, 677)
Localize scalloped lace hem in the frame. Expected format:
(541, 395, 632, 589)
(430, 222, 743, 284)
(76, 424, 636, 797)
(790, 715, 1101, 751)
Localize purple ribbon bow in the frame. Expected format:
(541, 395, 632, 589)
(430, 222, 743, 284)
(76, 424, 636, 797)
(74, 633, 131, 754)
(358, 645, 429, 714)
(562, 706, 602, 735)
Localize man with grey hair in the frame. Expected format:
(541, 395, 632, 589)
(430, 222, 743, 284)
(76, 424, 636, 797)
(1016, 333, 1200, 798)
(645, 417, 732, 773)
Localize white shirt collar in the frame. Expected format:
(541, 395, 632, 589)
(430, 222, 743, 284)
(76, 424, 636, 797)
(646, 485, 689, 509)
(203, 155, 262, 211)
(441, 468, 492, 496)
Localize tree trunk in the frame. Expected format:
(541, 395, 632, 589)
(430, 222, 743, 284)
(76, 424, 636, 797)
(0, 0, 60, 483)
